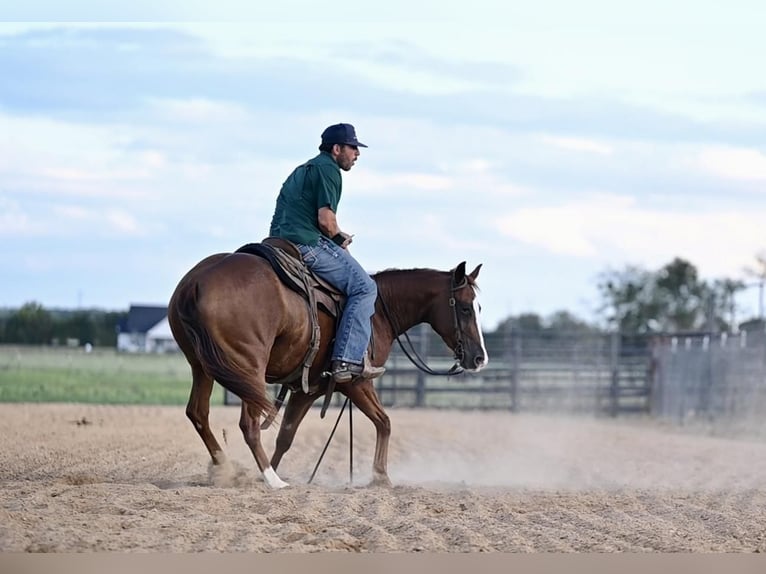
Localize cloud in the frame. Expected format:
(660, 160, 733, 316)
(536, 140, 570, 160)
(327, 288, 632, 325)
(104, 209, 143, 234)
(351, 158, 531, 201)
(354, 171, 453, 193)
(0, 195, 38, 235)
(1, 26, 764, 149)
(539, 134, 613, 155)
(0, 197, 147, 239)
(147, 97, 252, 125)
(333, 40, 523, 94)
(0, 112, 161, 200)
(0, 27, 214, 116)
(1, 21, 764, 324)
(494, 194, 766, 279)
(698, 146, 766, 182)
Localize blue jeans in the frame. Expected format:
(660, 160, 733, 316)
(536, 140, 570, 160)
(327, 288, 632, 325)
(297, 237, 377, 364)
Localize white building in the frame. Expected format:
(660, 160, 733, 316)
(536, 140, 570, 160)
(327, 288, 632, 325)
(117, 304, 179, 353)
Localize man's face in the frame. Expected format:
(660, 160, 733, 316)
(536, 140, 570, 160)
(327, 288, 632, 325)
(334, 144, 360, 171)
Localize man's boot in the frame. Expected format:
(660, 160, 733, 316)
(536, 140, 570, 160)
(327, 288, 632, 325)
(331, 354, 386, 384)
(360, 353, 386, 379)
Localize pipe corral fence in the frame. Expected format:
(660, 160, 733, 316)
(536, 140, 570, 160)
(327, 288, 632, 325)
(651, 330, 766, 434)
(224, 325, 766, 437)
(369, 326, 652, 415)
(225, 326, 655, 416)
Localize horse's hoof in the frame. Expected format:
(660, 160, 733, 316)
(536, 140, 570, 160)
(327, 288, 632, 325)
(369, 474, 393, 488)
(263, 467, 289, 489)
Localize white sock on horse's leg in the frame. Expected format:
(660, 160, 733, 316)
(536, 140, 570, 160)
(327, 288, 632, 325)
(263, 466, 289, 489)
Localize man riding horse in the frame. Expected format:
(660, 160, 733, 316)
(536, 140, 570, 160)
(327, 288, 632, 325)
(268, 123, 385, 385)
(168, 123, 488, 488)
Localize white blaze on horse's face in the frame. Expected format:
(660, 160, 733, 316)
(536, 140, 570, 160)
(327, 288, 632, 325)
(471, 286, 489, 371)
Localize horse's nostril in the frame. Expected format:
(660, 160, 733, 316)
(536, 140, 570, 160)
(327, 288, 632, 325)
(474, 356, 485, 367)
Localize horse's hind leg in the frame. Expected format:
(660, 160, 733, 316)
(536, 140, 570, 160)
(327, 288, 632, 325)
(240, 401, 289, 489)
(344, 381, 392, 487)
(270, 390, 317, 472)
(186, 364, 227, 465)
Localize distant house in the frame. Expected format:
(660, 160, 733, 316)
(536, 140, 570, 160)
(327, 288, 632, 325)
(145, 316, 179, 353)
(739, 318, 765, 345)
(116, 304, 179, 353)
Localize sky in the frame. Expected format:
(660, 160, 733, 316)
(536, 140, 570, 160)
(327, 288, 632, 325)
(2, 1, 766, 330)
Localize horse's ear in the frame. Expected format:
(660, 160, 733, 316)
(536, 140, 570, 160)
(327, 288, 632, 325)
(453, 261, 467, 284)
(468, 264, 482, 280)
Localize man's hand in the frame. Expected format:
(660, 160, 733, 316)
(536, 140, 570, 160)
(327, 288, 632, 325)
(332, 231, 354, 249)
(340, 232, 354, 249)
(319, 207, 353, 249)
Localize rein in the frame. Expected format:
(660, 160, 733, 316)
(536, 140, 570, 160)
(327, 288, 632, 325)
(308, 397, 353, 485)
(308, 275, 470, 484)
(378, 276, 470, 377)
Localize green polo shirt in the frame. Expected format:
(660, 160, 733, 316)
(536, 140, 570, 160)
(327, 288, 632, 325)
(269, 152, 342, 245)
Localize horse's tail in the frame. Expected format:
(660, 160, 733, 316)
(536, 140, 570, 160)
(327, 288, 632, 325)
(174, 281, 275, 418)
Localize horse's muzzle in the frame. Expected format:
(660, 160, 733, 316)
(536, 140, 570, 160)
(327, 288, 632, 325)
(463, 352, 487, 372)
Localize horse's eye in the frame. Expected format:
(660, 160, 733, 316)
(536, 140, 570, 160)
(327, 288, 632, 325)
(461, 305, 472, 315)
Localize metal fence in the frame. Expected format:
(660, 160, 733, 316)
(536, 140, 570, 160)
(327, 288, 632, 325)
(225, 327, 654, 416)
(373, 326, 651, 415)
(222, 326, 766, 433)
(650, 331, 766, 434)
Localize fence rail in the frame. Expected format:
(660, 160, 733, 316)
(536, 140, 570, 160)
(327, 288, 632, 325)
(225, 327, 654, 416)
(220, 326, 766, 435)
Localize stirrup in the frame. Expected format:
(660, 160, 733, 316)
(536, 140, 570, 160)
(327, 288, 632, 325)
(361, 353, 386, 379)
(330, 360, 360, 384)
(331, 357, 385, 384)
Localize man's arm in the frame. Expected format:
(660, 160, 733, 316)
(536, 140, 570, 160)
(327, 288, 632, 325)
(318, 206, 352, 249)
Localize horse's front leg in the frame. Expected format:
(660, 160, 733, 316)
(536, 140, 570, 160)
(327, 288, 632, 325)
(240, 401, 289, 489)
(344, 380, 392, 487)
(270, 389, 318, 472)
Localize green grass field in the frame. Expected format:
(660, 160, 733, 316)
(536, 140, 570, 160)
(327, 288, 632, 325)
(0, 345, 225, 405)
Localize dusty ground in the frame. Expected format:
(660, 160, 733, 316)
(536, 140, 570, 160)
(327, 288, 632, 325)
(1, 403, 766, 552)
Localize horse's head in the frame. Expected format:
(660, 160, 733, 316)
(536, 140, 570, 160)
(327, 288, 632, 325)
(432, 262, 489, 372)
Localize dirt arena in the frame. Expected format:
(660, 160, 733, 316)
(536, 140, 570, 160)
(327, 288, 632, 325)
(1, 402, 766, 552)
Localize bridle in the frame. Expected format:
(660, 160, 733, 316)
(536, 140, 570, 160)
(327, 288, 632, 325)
(311, 275, 472, 484)
(379, 274, 472, 377)
(447, 276, 470, 367)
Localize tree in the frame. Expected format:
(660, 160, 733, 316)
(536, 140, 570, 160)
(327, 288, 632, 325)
(4, 302, 54, 344)
(493, 313, 544, 334)
(744, 251, 766, 320)
(545, 310, 597, 334)
(96, 311, 126, 346)
(53, 311, 95, 345)
(710, 278, 746, 332)
(597, 258, 730, 334)
(0, 305, 126, 346)
(597, 264, 660, 333)
(654, 258, 707, 331)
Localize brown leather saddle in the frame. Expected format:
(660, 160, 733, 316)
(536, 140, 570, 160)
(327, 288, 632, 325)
(234, 237, 345, 394)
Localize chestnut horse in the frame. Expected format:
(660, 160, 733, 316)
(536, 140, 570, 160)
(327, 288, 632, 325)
(168, 251, 488, 488)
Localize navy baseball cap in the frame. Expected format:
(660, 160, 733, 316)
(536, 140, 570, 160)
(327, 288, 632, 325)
(321, 123, 368, 148)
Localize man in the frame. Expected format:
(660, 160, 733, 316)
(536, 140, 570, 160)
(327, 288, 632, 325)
(269, 123, 386, 384)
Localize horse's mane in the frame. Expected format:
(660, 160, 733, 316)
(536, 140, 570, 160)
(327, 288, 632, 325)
(372, 267, 480, 289)
(371, 267, 481, 329)
(372, 267, 441, 278)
